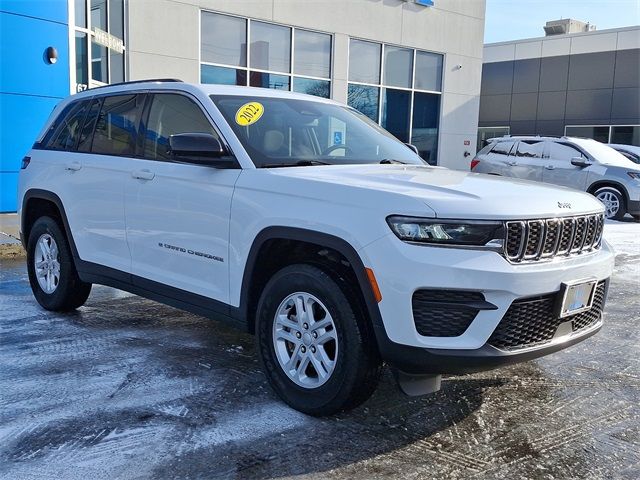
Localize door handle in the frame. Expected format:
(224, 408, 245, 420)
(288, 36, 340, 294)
(132, 169, 155, 180)
(65, 161, 82, 171)
(545, 165, 555, 170)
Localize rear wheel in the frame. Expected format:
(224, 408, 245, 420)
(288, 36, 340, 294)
(27, 216, 91, 311)
(256, 264, 382, 416)
(594, 187, 626, 220)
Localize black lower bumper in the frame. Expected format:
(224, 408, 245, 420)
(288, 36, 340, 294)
(627, 199, 640, 216)
(374, 322, 602, 375)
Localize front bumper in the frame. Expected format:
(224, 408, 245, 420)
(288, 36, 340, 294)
(374, 320, 602, 375)
(627, 199, 640, 216)
(359, 234, 615, 373)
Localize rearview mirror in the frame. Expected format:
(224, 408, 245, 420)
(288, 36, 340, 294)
(169, 133, 235, 168)
(571, 157, 592, 168)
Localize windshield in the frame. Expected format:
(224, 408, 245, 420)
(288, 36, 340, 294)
(571, 138, 637, 167)
(211, 95, 425, 168)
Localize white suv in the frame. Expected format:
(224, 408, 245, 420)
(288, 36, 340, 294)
(18, 80, 614, 415)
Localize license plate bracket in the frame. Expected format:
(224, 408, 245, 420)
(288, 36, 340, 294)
(557, 279, 597, 318)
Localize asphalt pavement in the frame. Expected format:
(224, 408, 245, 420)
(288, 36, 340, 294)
(1, 221, 638, 479)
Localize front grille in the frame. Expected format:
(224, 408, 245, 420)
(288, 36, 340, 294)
(488, 281, 607, 350)
(505, 214, 604, 263)
(412, 290, 485, 337)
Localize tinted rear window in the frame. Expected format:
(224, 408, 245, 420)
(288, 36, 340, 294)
(91, 94, 143, 156)
(46, 101, 89, 151)
(491, 141, 515, 155)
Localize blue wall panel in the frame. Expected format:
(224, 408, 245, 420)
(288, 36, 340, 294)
(0, 3, 69, 212)
(0, 0, 68, 24)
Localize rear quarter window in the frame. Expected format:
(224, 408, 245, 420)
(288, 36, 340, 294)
(44, 101, 89, 151)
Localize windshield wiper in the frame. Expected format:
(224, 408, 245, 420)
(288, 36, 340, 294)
(380, 159, 408, 164)
(261, 160, 332, 168)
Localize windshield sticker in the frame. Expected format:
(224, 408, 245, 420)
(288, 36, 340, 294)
(235, 102, 264, 126)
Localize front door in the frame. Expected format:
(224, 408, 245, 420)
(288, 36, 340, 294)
(542, 142, 590, 190)
(124, 92, 240, 304)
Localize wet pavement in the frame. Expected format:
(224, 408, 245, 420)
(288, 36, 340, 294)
(1, 222, 639, 479)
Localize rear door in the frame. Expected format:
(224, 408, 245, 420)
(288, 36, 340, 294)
(480, 140, 516, 175)
(44, 93, 143, 273)
(124, 92, 240, 304)
(508, 140, 545, 181)
(542, 141, 590, 190)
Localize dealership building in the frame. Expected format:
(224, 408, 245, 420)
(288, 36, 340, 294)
(479, 21, 640, 148)
(0, 0, 485, 212)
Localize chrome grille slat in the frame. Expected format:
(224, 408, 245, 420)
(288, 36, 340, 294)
(504, 214, 604, 264)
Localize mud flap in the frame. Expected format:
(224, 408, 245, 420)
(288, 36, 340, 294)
(393, 370, 442, 396)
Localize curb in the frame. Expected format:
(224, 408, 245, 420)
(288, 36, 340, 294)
(0, 243, 25, 259)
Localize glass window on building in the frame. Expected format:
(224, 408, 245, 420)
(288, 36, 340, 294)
(348, 39, 443, 163)
(381, 88, 411, 143)
(75, 31, 89, 87)
(349, 40, 381, 84)
(293, 78, 330, 98)
(73, 0, 126, 90)
(415, 51, 443, 92)
(200, 14, 331, 97)
(250, 21, 291, 73)
(294, 30, 331, 79)
(412, 92, 440, 164)
(477, 126, 510, 151)
(201, 65, 247, 86)
(201, 12, 247, 67)
(565, 126, 610, 143)
(347, 84, 379, 122)
(74, 0, 87, 28)
(383, 46, 413, 89)
(611, 125, 640, 146)
(250, 72, 290, 91)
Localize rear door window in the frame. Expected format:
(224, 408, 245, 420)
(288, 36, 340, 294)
(91, 94, 144, 156)
(490, 141, 515, 156)
(515, 140, 544, 159)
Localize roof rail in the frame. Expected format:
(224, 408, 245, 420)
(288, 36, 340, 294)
(85, 78, 184, 92)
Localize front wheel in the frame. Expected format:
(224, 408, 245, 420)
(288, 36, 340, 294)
(27, 216, 92, 311)
(594, 187, 626, 220)
(256, 264, 382, 416)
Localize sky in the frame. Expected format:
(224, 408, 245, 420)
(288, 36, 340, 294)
(484, 0, 640, 43)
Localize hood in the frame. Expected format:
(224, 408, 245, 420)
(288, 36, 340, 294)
(268, 164, 605, 219)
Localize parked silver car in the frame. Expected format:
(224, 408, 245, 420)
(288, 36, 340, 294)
(609, 144, 640, 164)
(472, 136, 640, 220)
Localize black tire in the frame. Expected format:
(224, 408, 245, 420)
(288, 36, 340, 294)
(27, 216, 91, 311)
(256, 264, 382, 416)
(594, 186, 626, 221)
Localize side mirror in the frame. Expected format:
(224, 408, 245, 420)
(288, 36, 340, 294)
(168, 133, 235, 168)
(405, 143, 419, 155)
(571, 157, 592, 168)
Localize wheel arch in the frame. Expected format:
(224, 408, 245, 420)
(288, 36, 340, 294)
(587, 180, 630, 205)
(22, 189, 78, 258)
(237, 227, 384, 338)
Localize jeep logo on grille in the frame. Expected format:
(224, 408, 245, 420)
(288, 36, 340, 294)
(558, 202, 572, 209)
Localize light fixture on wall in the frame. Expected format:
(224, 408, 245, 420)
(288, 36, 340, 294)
(45, 47, 58, 64)
(454, 64, 463, 70)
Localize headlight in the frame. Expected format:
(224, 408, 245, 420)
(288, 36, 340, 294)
(627, 172, 640, 179)
(386, 216, 505, 248)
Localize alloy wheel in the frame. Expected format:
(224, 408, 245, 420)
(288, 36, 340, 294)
(273, 292, 338, 388)
(34, 233, 60, 294)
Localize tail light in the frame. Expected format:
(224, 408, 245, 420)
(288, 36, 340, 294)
(470, 158, 480, 170)
(20, 156, 31, 169)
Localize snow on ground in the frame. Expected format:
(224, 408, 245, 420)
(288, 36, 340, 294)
(603, 219, 640, 284)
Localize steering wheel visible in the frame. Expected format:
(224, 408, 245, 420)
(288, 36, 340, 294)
(322, 144, 354, 156)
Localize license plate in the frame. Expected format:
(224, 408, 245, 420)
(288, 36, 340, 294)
(558, 279, 597, 318)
